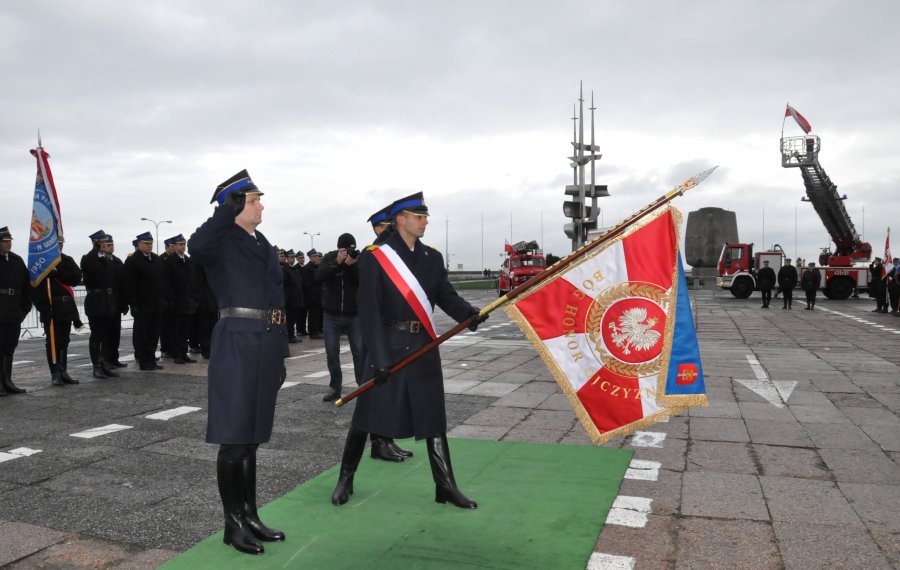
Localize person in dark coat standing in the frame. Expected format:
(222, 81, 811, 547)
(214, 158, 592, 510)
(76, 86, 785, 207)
(81, 230, 124, 379)
(777, 257, 798, 309)
(292, 250, 308, 335)
(316, 233, 363, 402)
(189, 169, 289, 555)
(331, 192, 487, 509)
(281, 249, 304, 343)
(887, 259, 900, 315)
(162, 234, 198, 364)
(123, 232, 167, 370)
(103, 236, 129, 368)
(800, 262, 821, 310)
(356, 205, 412, 461)
(0, 226, 32, 396)
(190, 260, 218, 359)
(32, 236, 84, 386)
(303, 249, 324, 339)
(757, 260, 776, 309)
(869, 258, 887, 313)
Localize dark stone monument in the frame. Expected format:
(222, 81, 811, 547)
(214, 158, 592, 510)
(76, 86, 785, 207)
(685, 207, 738, 269)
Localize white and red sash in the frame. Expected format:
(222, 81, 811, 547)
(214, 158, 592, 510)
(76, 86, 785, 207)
(370, 243, 437, 339)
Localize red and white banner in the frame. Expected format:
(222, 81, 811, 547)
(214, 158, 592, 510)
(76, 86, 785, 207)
(883, 228, 893, 277)
(506, 207, 706, 443)
(785, 103, 812, 134)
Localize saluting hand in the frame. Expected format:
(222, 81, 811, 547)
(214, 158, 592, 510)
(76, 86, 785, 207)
(224, 191, 246, 216)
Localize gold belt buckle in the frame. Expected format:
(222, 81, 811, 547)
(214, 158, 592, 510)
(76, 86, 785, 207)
(271, 309, 285, 325)
(409, 321, 420, 333)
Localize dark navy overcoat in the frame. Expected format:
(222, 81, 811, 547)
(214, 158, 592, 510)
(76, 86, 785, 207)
(188, 204, 288, 445)
(352, 231, 474, 439)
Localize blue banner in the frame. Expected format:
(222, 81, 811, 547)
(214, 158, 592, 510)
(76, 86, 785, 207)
(27, 147, 62, 285)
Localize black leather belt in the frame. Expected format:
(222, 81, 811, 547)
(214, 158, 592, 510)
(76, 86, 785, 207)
(384, 319, 422, 333)
(0, 289, 18, 295)
(90, 288, 114, 295)
(219, 307, 286, 326)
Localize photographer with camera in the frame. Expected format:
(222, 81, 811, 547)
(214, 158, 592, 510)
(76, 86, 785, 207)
(316, 233, 363, 402)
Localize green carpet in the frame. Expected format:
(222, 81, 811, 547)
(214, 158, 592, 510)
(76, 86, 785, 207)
(162, 438, 633, 569)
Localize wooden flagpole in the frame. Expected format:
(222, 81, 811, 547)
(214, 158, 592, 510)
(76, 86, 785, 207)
(336, 166, 718, 407)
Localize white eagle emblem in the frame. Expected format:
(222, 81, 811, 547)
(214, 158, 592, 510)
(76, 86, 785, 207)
(607, 307, 661, 355)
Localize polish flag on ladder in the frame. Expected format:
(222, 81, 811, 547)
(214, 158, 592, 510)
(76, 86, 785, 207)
(785, 103, 812, 134)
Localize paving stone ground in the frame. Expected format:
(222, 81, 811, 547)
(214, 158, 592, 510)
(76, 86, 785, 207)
(1, 289, 898, 568)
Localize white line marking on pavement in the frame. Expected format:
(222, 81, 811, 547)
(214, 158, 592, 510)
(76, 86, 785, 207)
(605, 496, 652, 528)
(145, 406, 201, 421)
(12, 361, 34, 366)
(586, 552, 636, 570)
(303, 371, 330, 378)
(0, 448, 42, 464)
(280, 381, 300, 389)
(629, 431, 666, 448)
(70, 424, 133, 439)
(734, 355, 796, 408)
(624, 459, 662, 481)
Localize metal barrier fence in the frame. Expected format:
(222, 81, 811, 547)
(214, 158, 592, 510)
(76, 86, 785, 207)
(20, 286, 134, 339)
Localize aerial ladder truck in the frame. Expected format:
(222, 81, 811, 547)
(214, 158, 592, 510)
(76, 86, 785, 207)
(716, 133, 871, 300)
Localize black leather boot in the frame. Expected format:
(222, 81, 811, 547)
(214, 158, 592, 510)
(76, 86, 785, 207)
(426, 434, 477, 509)
(387, 438, 413, 458)
(50, 362, 65, 387)
(370, 434, 404, 462)
(92, 364, 109, 379)
(332, 427, 368, 506)
(217, 450, 264, 555)
(240, 447, 285, 542)
(2, 355, 25, 394)
(0, 355, 12, 396)
(101, 360, 120, 378)
(59, 349, 78, 384)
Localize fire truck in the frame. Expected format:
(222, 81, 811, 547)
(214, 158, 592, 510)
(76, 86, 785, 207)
(498, 240, 546, 296)
(717, 132, 871, 300)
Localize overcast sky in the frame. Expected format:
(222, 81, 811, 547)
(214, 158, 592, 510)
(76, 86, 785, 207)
(2, 1, 898, 270)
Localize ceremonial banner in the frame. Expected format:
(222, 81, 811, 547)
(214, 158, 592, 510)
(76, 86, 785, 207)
(883, 228, 892, 277)
(27, 145, 64, 285)
(506, 207, 706, 443)
(785, 103, 812, 134)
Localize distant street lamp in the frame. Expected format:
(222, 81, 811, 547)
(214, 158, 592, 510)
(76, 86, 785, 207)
(303, 231, 320, 250)
(140, 217, 172, 254)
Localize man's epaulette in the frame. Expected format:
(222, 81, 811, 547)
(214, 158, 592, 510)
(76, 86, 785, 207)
(426, 245, 440, 254)
(365, 245, 379, 251)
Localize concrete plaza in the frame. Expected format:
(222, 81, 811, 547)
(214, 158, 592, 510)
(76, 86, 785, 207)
(0, 290, 898, 568)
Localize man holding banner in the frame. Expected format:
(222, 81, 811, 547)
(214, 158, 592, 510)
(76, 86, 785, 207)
(331, 192, 486, 509)
(32, 237, 83, 386)
(0, 227, 31, 396)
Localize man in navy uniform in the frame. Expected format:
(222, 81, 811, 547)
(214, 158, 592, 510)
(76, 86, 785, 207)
(189, 169, 288, 555)
(81, 230, 124, 378)
(282, 249, 304, 344)
(101, 235, 129, 368)
(356, 204, 413, 461)
(32, 235, 84, 386)
(162, 234, 198, 364)
(331, 192, 486, 508)
(303, 249, 324, 339)
(124, 232, 166, 370)
(0, 226, 31, 396)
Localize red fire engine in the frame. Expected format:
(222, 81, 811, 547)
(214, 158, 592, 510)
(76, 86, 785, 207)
(498, 240, 546, 296)
(717, 132, 871, 300)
